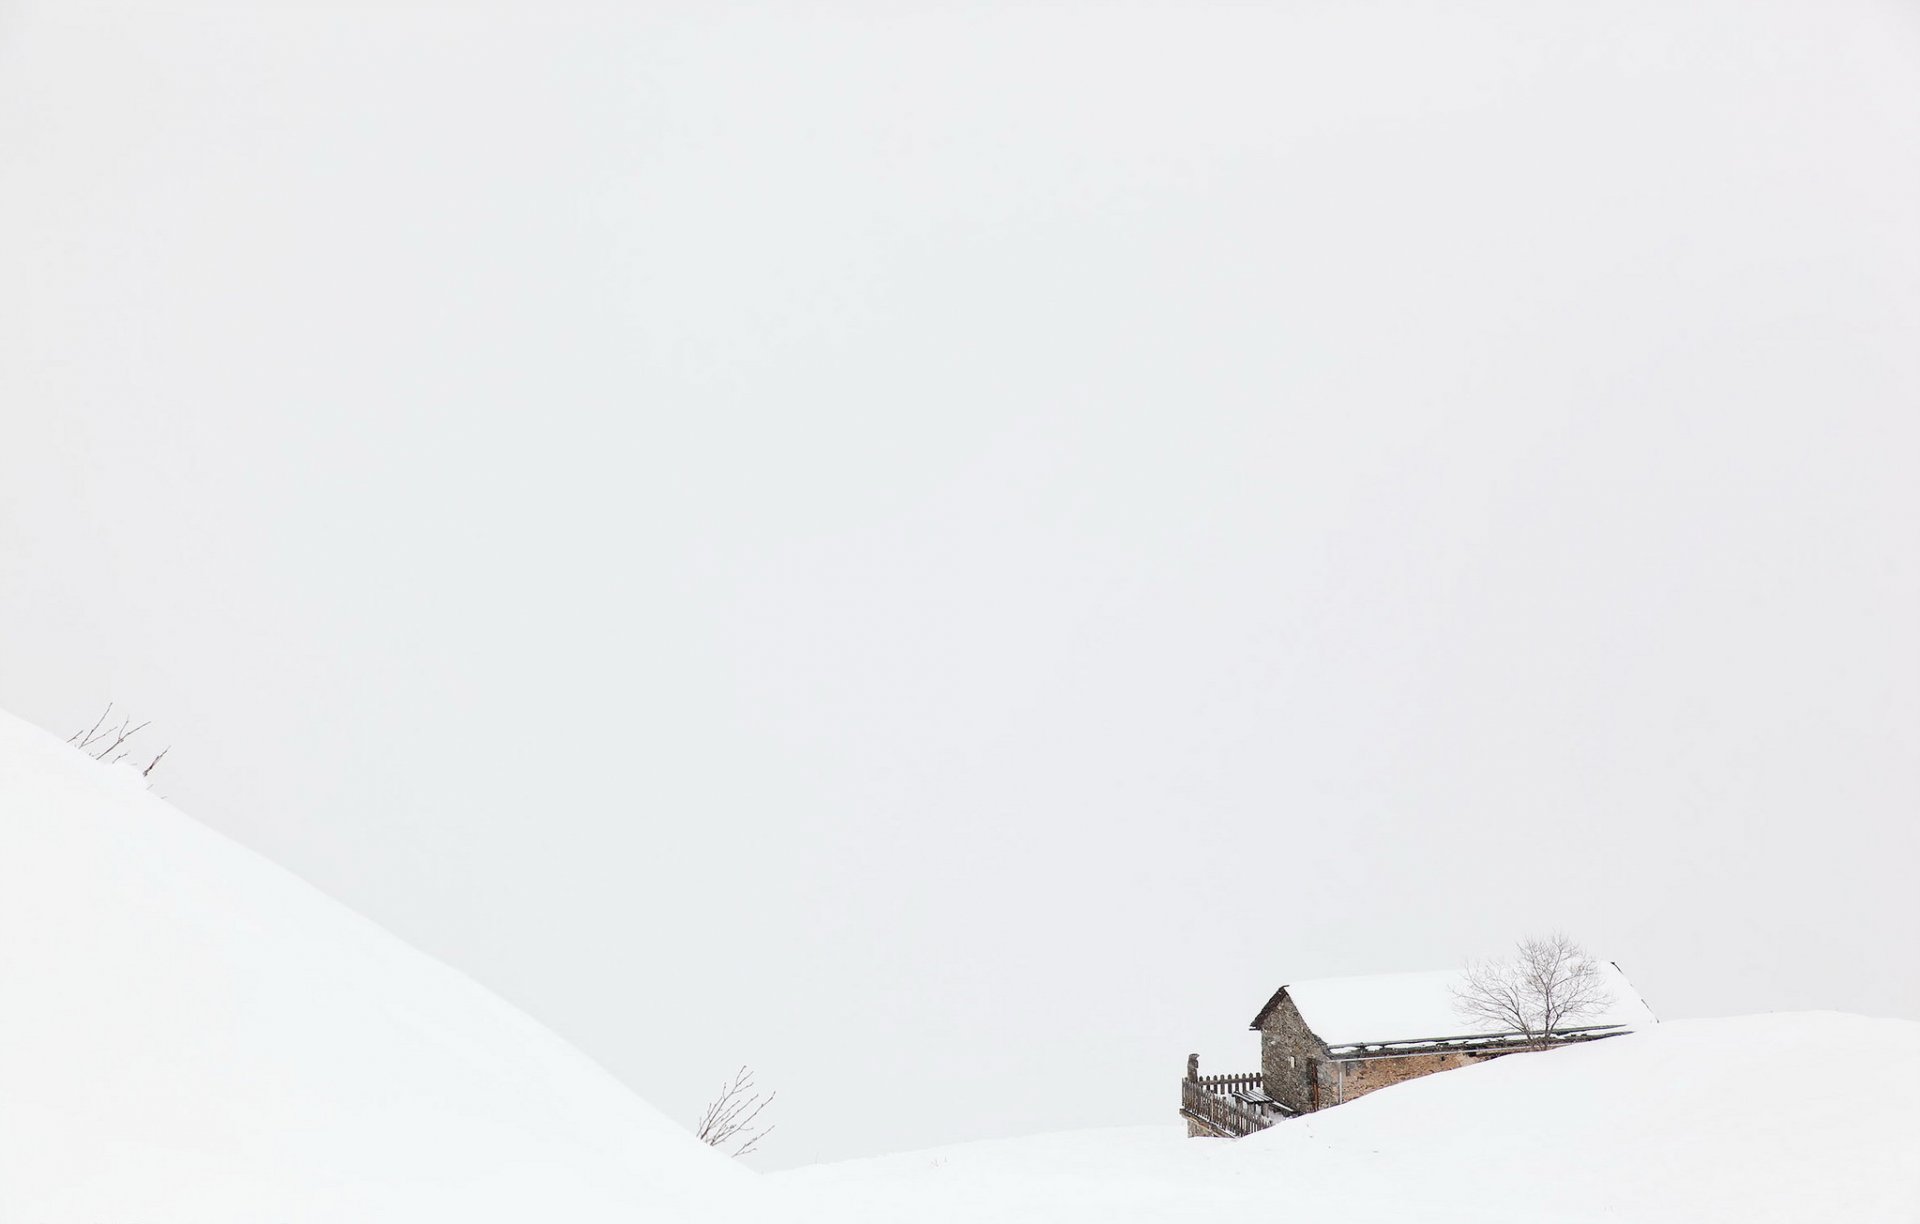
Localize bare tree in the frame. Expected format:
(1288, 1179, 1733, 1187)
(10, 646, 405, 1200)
(68, 704, 169, 780)
(1451, 933, 1610, 1048)
(695, 1066, 775, 1158)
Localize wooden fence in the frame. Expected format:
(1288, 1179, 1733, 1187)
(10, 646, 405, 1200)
(1180, 1073, 1278, 1138)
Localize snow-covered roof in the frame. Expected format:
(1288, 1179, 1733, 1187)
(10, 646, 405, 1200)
(1252, 964, 1656, 1048)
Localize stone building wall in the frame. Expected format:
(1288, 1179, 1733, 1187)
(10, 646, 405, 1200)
(1258, 990, 1533, 1113)
(1327, 1049, 1483, 1106)
(1257, 993, 1331, 1114)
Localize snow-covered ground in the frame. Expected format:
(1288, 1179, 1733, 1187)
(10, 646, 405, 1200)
(3, 707, 1916, 1221)
(0, 709, 754, 1223)
(777, 1014, 1920, 1223)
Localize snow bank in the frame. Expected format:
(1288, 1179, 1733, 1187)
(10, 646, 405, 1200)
(776, 1013, 1920, 1223)
(0, 711, 751, 1223)
(7, 701, 1912, 1224)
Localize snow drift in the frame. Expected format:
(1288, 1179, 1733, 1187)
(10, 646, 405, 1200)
(777, 1012, 1920, 1223)
(0, 710, 750, 1223)
(4, 703, 1915, 1223)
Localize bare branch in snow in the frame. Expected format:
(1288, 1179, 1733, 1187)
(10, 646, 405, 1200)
(695, 1066, 776, 1158)
(69, 703, 111, 747)
(68, 705, 169, 785)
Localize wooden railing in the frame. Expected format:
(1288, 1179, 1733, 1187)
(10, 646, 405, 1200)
(1180, 1074, 1278, 1138)
(1190, 1071, 1263, 1095)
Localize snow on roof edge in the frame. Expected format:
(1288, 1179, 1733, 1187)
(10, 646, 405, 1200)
(1252, 964, 1656, 1048)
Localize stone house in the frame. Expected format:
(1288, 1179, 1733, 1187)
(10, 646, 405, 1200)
(1181, 964, 1655, 1138)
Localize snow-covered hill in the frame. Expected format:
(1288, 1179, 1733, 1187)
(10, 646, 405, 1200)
(777, 1013, 1920, 1223)
(4, 704, 1916, 1222)
(0, 710, 751, 1223)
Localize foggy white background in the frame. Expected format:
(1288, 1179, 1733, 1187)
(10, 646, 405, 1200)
(2, 0, 1917, 1168)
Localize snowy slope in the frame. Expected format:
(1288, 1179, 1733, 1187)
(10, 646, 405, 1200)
(0, 710, 752, 1223)
(775, 1014, 1920, 1224)
(6, 703, 1914, 1224)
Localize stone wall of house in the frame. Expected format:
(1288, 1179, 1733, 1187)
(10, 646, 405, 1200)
(1257, 993, 1331, 1114)
(1328, 1050, 1481, 1106)
(1259, 989, 1537, 1113)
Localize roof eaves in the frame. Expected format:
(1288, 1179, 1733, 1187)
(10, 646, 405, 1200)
(1248, 985, 1292, 1031)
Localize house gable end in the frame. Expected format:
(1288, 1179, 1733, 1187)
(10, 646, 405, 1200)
(1256, 990, 1332, 1114)
(1249, 986, 1290, 1032)
(1251, 986, 1334, 1047)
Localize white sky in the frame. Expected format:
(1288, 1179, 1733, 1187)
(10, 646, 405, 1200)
(2, 0, 1917, 1169)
